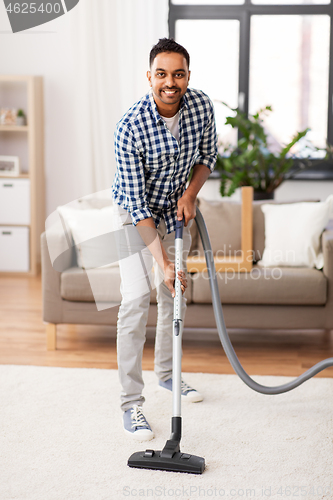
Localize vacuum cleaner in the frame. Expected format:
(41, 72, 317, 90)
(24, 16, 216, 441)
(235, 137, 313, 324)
(128, 218, 205, 473)
(128, 208, 333, 474)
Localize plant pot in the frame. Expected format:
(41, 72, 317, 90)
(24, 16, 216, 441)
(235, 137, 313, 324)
(16, 116, 26, 126)
(253, 191, 275, 201)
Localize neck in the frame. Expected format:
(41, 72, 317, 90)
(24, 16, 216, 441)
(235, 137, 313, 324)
(160, 108, 179, 119)
(152, 94, 181, 118)
(157, 103, 180, 118)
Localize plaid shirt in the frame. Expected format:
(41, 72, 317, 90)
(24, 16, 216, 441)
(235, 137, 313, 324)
(112, 87, 217, 234)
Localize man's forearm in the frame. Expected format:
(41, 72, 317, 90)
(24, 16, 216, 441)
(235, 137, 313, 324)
(136, 218, 171, 270)
(185, 163, 211, 201)
(136, 217, 187, 298)
(176, 164, 211, 224)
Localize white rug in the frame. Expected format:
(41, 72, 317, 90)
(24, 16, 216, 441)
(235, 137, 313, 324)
(0, 365, 332, 500)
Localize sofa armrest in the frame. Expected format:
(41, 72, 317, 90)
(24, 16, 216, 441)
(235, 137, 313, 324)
(322, 227, 333, 323)
(323, 227, 333, 280)
(41, 229, 74, 324)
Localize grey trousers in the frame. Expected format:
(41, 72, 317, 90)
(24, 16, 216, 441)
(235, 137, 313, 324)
(115, 207, 192, 411)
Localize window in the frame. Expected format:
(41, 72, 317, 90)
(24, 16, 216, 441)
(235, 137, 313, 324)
(250, 15, 330, 151)
(169, 0, 333, 178)
(176, 19, 240, 142)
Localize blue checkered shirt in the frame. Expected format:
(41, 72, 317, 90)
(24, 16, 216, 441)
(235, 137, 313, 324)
(112, 87, 217, 234)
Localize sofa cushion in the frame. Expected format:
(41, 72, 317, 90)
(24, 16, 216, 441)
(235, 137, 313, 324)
(196, 198, 242, 257)
(196, 198, 265, 260)
(57, 205, 117, 270)
(61, 267, 122, 303)
(252, 199, 321, 262)
(195, 197, 320, 262)
(191, 265, 327, 305)
(258, 197, 333, 269)
(60, 266, 193, 304)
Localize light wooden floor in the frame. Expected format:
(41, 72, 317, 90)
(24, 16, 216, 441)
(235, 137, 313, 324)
(1, 275, 333, 378)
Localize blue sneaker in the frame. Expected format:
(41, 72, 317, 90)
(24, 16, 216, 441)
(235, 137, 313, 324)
(159, 378, 203, 403)
(123, 405, 154, 441)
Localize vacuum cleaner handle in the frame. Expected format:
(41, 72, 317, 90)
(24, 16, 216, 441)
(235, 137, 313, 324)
(172, 218, 184, 418)
(174, 218, 184, 329)
(175, 218, 184, 239)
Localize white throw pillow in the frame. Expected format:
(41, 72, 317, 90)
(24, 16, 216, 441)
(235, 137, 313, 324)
(258, 195, 333, 269)
(57, 205, 119, 269)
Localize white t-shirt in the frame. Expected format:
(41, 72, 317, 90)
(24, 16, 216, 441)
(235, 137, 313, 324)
(161, 110, 180, 143)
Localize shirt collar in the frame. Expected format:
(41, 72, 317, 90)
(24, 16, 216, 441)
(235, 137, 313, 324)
(147, 89, 189, 124)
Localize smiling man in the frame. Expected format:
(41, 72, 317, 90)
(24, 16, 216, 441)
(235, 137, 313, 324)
(112, 38, 217, 441)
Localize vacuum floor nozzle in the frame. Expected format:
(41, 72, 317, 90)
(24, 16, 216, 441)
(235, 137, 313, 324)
(128, 449, 205, 474)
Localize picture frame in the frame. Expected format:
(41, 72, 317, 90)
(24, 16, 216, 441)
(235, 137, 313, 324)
(0, 108, 17, 126)
(0, 156, 20, 176)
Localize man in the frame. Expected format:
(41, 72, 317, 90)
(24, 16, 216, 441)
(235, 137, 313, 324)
(112, 38, 217, 441)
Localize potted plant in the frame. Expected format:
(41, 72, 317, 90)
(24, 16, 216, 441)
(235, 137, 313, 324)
(215, 102, 329, 200)
(16, 109, 26, 126)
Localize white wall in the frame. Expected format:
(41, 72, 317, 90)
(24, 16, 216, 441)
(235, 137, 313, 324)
(0, 5, 83, 215)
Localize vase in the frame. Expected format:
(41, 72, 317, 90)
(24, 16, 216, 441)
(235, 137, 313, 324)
(16, 116, 26, 126)
(253, 191, 275, 201)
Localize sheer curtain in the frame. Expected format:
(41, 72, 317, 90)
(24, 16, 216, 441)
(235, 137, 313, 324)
(70, 0, 168, 196)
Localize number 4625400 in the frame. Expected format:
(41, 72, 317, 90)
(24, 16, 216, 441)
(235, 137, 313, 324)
(6, 3, 62, 14)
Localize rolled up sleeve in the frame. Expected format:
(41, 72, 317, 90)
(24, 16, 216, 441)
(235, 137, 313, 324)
(114, 123, 153, 225)
(194, 102, 218, 172)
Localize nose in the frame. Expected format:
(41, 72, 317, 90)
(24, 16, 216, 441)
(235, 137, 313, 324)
(165, 74, 176, 88)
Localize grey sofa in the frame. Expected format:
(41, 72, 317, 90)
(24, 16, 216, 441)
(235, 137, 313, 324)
(41, 197, 333, 350)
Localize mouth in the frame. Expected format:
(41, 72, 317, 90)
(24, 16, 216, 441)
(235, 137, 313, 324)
(161, 89, 179, 97)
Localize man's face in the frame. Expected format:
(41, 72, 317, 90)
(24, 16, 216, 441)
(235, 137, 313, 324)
(147, 52, 190, 114)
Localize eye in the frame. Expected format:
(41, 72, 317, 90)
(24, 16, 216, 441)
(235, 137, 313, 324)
(175, 73, 185, 78)
(156, 72, 165, 77)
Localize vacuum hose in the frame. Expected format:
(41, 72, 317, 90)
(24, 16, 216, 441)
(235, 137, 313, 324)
(195, 207, 333, 394)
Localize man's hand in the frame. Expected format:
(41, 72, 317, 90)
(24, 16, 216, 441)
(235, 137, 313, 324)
(136, 218, 187, 297)
(176, 191, 196, 227)
(176, 164, 211, 225)
(164, 261, 188, 298)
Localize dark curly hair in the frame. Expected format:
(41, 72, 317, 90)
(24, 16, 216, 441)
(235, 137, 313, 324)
(149, 38, 190, 68)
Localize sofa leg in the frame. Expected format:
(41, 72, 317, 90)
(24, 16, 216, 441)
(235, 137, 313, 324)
(46, 323, 57, 350)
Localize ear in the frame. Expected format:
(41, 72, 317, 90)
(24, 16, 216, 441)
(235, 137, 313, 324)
(147, 70, 152, 87)
(187, 70, 191, 85)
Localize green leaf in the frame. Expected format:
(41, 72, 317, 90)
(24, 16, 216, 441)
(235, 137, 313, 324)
(216, 105, 330, 195)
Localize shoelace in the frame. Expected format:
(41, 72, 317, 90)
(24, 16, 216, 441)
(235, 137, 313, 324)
(131, 405, 149, 429)
(181, 380, 194, 395)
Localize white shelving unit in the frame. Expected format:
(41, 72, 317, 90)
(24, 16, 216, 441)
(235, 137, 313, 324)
(0, 75, 45, 276)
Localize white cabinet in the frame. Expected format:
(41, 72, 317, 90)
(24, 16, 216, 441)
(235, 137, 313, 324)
(0, 76, 44, 275)
(0, 178, 30, 225)
(0, 226, 30, 272)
